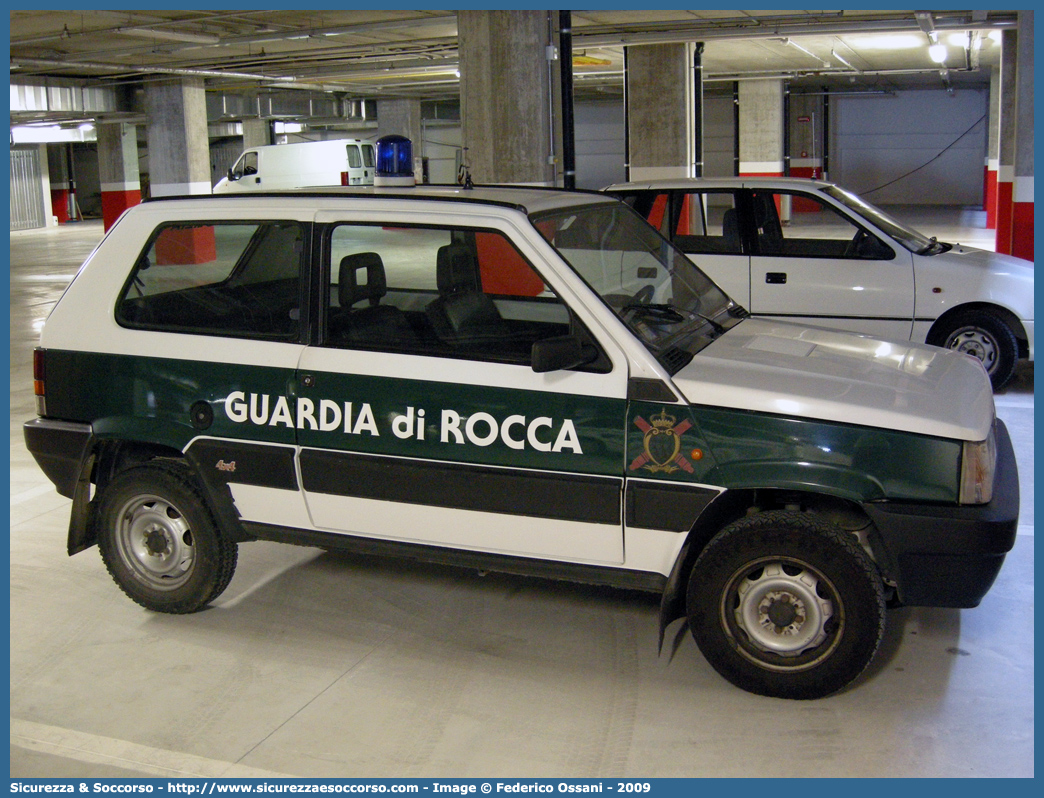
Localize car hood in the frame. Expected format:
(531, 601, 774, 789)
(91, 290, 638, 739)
(936, 243, 1032, 272)
(673, 319, 994, 441)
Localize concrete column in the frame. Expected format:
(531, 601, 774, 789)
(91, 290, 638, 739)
(985, 66, 1001, 228)
(97, 122, 141, 231)
(626, 43, 692, 180)
(46, 145, 71, 223)
(241, 117, 270, 149)
(996, 29, 1017, 254)
(458, 10, 555, 185)
(739, 80, 785, 176)
(377, 99, 422, 143)
(1011, 11, 1034, 261)
(144, 78, 212, 197)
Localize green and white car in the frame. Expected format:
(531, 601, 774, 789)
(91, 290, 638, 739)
(24, 186, 1019, 700)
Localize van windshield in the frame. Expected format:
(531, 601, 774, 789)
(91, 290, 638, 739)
(531, 201, 745, 372)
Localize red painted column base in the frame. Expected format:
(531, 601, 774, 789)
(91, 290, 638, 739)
(50, 189, 70, 223)
(985, 169, 998, 229)
(1012, 201, 1034, 261)
(995, 181, 1014, 255)
(101, 189, 142, 232)
(155, 226, 218, 265)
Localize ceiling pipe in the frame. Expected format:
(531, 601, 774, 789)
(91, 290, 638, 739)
(573, 14, 1017, 49)
(11, 57, 295, 83)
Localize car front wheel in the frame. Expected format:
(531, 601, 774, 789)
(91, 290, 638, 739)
(686, 511, 885, 699)
(928, 310, 1019, 391)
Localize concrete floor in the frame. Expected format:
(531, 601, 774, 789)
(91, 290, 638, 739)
(9, 210, 1034, 778)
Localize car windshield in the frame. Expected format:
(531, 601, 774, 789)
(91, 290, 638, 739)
(821, 184, 946, 254)
(531, 200, 745, 373)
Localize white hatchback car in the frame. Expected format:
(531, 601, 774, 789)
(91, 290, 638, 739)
(605, 178, 1034, 390)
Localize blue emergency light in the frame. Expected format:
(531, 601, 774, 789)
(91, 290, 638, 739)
(374, 135, 415, 186)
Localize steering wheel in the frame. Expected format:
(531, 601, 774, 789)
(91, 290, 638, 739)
(631, 284, 655, 305)
(844, 229, 870, 258)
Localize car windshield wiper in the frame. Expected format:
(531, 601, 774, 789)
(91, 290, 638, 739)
(621, 303, 686, 322)
(917, 236, 950, 256)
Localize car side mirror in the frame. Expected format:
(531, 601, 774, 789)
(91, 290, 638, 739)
(227, 167, 236, 181)
(531, 335, 595, 373)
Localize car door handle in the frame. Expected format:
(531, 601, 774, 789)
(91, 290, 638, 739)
(765, 272, 787, 284)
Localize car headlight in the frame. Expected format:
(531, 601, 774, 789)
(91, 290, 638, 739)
(960, 425, 998, 505)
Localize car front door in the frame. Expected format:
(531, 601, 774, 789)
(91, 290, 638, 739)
(294, 212, 629, 564)
(617, 188, 750, 308)
(746, 189, 915, 340)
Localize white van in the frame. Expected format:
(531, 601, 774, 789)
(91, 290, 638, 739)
(213, 139, 376, 193)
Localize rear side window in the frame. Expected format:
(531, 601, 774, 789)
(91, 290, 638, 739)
(346, 145, 362, 169)
(116, 221, 307, 341)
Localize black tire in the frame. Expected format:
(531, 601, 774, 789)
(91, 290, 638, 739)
(928, 309, 1019, 391)
(96, 462, 238, 613)
(686, 511, 885, 700)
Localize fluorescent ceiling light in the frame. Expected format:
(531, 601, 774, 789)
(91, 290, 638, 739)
(928, 43, 948, 63)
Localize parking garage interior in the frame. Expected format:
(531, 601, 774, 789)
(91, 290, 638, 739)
(8, 9, 1035, 779)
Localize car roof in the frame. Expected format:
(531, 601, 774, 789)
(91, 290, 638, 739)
(145, 184, 620, 216)
(604, 176, 834, 192)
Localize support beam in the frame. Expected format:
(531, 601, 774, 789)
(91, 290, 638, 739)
(97, 122, 141, 231)
(1011, 11, 1033, 261)
(144, 78, 212, 198)
(626, 43, 692, 181)
(458, 10, 556, 185)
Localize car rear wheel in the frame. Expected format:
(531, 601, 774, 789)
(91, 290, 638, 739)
(686, 510, 885, 699)
(928, 310, 1019, 391)
(96, 462, 237, 613)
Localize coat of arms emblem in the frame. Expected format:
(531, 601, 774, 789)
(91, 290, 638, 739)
(629, 409, 694, 473)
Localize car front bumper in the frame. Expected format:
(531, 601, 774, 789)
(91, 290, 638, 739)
(863, 419, 1020, 608)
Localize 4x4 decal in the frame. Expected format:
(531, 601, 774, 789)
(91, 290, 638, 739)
(629, 409, 694, 474)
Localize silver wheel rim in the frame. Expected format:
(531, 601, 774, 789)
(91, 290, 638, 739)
(945, 326, 998, 373)
(723, 557, 842, 672)
(114, 494, 195, 590)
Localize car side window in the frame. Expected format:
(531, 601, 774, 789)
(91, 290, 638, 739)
(325, 223, 606, 370)
(116, 221, 306, 341)
(669, 191, 743, 255)
(346, 145, 362, 169)
(618, 191, 671, 236)
(752, 190, 894, 260)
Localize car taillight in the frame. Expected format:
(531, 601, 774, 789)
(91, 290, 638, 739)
(340, 171, 350, 186)
(33, 347, 47, 416)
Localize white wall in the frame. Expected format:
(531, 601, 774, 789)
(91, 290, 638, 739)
(574, 101, 626, 189)
(832, 88, 987, 205)
(573, 88, 988, 207)
(421, 123, 462, 184)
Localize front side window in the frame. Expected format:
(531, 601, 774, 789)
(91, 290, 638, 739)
(532, 201, 743, 372)
(117, 221, 306, 341)
(325, 223, 603, 369)
(231, 152, 258, 180)
(751, 190, 894, 260)
(821, 184, 943, 254)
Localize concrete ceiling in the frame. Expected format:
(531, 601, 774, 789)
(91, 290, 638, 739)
(10, 9, 1015, 127)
